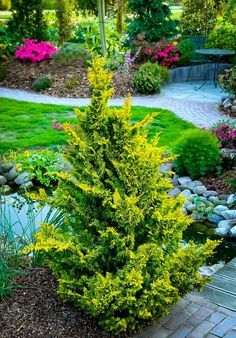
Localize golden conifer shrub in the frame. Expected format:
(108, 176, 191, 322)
(26, 57, 218, 335)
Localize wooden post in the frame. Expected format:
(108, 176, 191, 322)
(97, 0, 107, 55)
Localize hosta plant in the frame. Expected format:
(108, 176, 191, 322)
(25, 56, 218, 335)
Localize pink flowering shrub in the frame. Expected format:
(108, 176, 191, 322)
(15, 39, 58, 63)
(131, 37, 179, 68)
(213, 125, 236, 149)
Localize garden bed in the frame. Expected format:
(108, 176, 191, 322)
(0, 58, 135, 98)
(0, 267, 112, 338)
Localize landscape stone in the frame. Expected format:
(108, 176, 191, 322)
(207, 215, 224, 225)
(182, 208, 188, 215)
(1, 184, 11, 193)
(188, 194, 199, 202)
(19, 181, 34, 190)
(217, 220, 233, 231)
(231, 105, 236, 113)
(3, 167, 18, 181)
(168, 187, 181, 197)
(214, 227, 229, 237)
(159, 162, 173, 174)
(192, 185, 207, 195)
(227, 194, 236, 205)
(229, 222, 236, 237)
(181, 189, 192, 198)
(186, 202, 196, 213)
(0, 175, 7, 186)
(171, 174, 179, 186)
(178, 176, 192, 185)
(203, 190, 218, 198)
(213, 205, 229, 216)
(0, 162, 14, 173)
(221, 210, 236, 220)
(14, 172, 32, 185)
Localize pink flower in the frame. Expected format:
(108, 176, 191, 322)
(15, 39, 58, 63)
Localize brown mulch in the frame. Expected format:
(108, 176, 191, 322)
(0, 267, 113, 338)
(0, 58, 135, 98)
(201, 169, 236, 195)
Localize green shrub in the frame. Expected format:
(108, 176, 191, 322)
(65, 75, 78, 89)
(0, 0, 11, 10)
(174, 129, 220, 179)
(133, 63, 164, 94)
(25, 57, 217, 335)
(9, 0, 47, 40)
(56, 0, 74, 45)
(127, 0, 178, 42)
(0, 63, 7, 80)
(32, 76, 51, 92)
(206, 21, 236, 51)
(42, 0, 56, 9)
(177, 38, 195, 66)
(182, 0, 217, 36)
(54, 42, 89, 64)
(219, 65, 236, 96)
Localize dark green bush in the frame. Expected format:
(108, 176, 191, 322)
(127, 0, 177, 42)
(8, 0, 47, 41)
(0, 63, 7, 80)
(133, 63, 164, 94)
(174, 129, 220, 179)
(32, 76, 51, 91)
(54, 42, 89, 64)
(177, 38, 195, 66)
(42, 0, 56, 9)
(0, 0, 11, 10)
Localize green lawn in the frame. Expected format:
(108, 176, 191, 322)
(0, 98, 196, 154)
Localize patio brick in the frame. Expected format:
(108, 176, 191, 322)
(186, 320, 216, 338)
(210, 317, 236, 337)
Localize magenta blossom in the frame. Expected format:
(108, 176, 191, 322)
(15, 39, 58, 63)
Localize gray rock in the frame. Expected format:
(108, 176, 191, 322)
(199, 196, 208, 202)
(168, 187, 181, 197)
(183, 180, 203, 190)
(214, 228, 229, 237)
(195, 201, 206, 208)
(182, 208, 188, 215)
(213, 205, 229, 216)
(192, 213, 205, 221)
(3, 167, 18, 181)
(159, 163, 173, 174)
(223, 98, 232, 109)
(181, 189, 192, 198)
(0, 175, 7, 186)
(221, 210, 236, 220)
(218, 220, 233, 230)
(0, 184, 11, 193)
(192, 185, 207, 195)
(229, 221, 236, 237)
(208, 196, 225, 206)
(14, 172, 32, 185)
(227, 194, 236, 205)
(207, 215, 224, 224)
(185, 202, 196, 213)
(231, 105, 236, 113)
(178, 176, 192, 185)
(0, 162, 14, 173)
(19, 181, 34, 190)
(171, 174, 179, 186)
(203, 190, 218, 198)
(188, 194, 199, 202)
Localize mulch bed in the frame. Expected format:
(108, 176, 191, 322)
(0, 267, 113, 338)
(201, 169, 236, 195)
(0, 58, 135, 98)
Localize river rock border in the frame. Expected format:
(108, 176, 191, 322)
(0, 162, 33, 192)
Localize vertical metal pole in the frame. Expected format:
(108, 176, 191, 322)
(97, 0, 107, 55)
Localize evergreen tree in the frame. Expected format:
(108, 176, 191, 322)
(9, 0, 47, 41)
(56, 0, 74, 45)
(127, 0, 177, 42)
(26, 57, 217, 335)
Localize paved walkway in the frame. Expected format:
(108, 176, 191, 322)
(0, 82, 234, 129)
(134, 292, 236, 338)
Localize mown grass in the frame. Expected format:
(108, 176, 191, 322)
(0, 98, 196, 154)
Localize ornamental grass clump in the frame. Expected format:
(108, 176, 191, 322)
(25, 56, 218, 335)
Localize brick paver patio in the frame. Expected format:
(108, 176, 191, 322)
(134, 292, 236, 338)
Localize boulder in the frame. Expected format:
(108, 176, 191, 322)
(19, 181, 34, 190)
(203, 190, 218, 198)
(171, 175, 179, 186)
(14, 172, 32, 185)
(213, 205, 229, 216)
(159, 163, 173, 174)
(168, 187, 181, 197)
(181, 189, 192, 198)
(192, 185, 207, 195)
(217, 220, 233, 231)
(178, 176, 192, 185)
(227, 194, 236, 206)
(207, 215, 224, 225)
(221, 210, 236, 220)
(3, 167, 18, 181)
(214, 227, 229, 237)
(0, 162, 14, 173)
(0, 175, 7, 186)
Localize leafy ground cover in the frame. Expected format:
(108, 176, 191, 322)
(0, 97, 196, 154)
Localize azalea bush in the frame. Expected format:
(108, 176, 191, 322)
(132, 37, 179, 68)
(212, 120, 236, 149)
(25, 56, 217, 335)
(15, 39, 58, 63)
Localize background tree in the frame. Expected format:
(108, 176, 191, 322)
(97, 0, 106, 54)
(56, 0, 74, 45)
(0, 0, 11, 10)
(127, 0, 177, 42)
(181, 0, 217, 36)
(9, 0, 47, 41)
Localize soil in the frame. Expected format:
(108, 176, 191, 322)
(201, 169, 236, 195)
(0, 58, 135, 98)
(0, 267, 113, 338)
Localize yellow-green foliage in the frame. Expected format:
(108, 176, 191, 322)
(206, 21, 236, 51)
(25, 56, 218, 335)
(56, 0, 74, 45)
(182, 0, 217, 36)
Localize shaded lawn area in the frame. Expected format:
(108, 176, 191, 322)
(0, 98, 196, 154)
